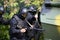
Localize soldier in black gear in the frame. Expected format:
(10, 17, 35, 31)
(26, 6, 37, 24)
(26, 6, 41, 40)
(9, 8, 29, 40)
(28, 6, 37, 15)
(0, 6, 9, 24)
(0, 6, 4, 23)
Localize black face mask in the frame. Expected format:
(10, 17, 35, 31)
(29, 11, 36, 15)
(17, 13, 26, 20)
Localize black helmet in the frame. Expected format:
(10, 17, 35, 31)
(21, 8, 28, 18)
(0, 6, 4, 14)
(28, 6, 37, 15)
(21, 8, 28, 14)
(29, 6, 36, 12)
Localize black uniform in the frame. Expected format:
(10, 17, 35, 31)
(9, 8, 29, 40)
(26, 13, 40, 40)
(26, 6, 41, 40)
(0, 6, 9, 25)
(10, 14, 28, 40)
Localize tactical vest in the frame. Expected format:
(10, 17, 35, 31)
(14, 15, 26, 29)
(10, 15, 27, 39)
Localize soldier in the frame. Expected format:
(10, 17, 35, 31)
(0, 6, 9, 25)
(26, 6, 41, 40)
(0, 6, 4, 23)
(26, 6, 37, 25)
(9, 8, 29, 40)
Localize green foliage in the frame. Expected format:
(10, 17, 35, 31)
(0, 0, 4, 5)
(0, 25, 10, 40)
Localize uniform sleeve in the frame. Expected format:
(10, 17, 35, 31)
(10, 18, 20, 33)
